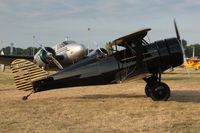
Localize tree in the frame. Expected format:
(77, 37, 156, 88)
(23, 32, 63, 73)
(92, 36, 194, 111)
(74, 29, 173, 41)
(0, 46, 40, 56)
(181, 39, 187, 49)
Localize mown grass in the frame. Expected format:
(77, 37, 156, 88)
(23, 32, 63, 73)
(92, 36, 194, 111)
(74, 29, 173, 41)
(0, 69, 14, 86)
(0, 68, 200, 132)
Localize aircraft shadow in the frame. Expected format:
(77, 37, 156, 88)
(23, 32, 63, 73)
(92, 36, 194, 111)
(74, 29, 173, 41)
(59, 90, 200, 103)
(77, 90, 200, 103)
(78, 94, 145, 99)
(163, 77, 187, 80)
(164, 72, 200, 75)
(170, 90, 200, 103)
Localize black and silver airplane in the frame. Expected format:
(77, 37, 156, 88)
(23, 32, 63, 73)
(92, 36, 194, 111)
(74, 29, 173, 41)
(0, 39, 87, 71)
(11, 26, 184, 101)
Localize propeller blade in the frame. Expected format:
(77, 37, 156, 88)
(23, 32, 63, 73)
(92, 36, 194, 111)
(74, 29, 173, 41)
(43, 47, 63, 70)
(174, 19, 190, 78)
(182, 44, 190, 78)
(49, 55, 63, 70)
(40, 45, 49, 53)
(94, 41, 103, 53)
(174, 19, 180, 41)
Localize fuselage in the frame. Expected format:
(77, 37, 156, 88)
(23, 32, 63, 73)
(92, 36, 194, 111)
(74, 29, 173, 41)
(54, 40, 87, 65)
(34, 40, 87, 68)
(32, 37, 183, 92)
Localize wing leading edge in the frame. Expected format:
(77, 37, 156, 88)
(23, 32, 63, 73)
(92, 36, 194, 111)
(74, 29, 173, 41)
(111, 28, 151, 46)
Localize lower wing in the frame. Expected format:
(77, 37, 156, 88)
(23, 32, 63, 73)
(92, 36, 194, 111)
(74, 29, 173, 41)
(0, 55, 33, 66)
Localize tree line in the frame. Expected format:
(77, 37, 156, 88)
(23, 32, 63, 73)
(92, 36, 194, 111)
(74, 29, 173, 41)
(182, 39, 200, 58)
(1, 47, 40, 56)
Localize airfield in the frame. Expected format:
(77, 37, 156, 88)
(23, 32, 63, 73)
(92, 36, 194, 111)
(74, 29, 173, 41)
(0, 68, 200, 132)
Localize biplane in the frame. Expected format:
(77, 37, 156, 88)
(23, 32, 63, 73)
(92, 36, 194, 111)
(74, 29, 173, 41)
(11, 27, 184, 101)
(180, 46, 200, 70)
(182, 57, 200, 70)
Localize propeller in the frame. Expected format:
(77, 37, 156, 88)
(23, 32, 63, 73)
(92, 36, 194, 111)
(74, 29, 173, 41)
(174, 19, 180, 40)
(41, 46, 63, 70)
(34, 40, 63, 70)
(94, 41, 103, 53)
(174, 19, 190, 78)
(94, 41, 108, 55)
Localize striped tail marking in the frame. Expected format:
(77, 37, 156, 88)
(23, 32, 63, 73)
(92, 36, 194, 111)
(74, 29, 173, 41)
(11, 59, 49, 91)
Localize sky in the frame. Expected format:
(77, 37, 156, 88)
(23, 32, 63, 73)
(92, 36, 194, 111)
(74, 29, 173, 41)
(0, 0, 200, 49)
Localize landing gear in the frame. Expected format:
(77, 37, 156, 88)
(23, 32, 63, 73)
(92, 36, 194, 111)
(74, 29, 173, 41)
(21, 91, 33, 101)
(144, 75, 171, 101)
(145, 84, 151, 97)
(144, 76, 158, 97)
(150, 82, 170, 101)
(22, 96, 28, 100)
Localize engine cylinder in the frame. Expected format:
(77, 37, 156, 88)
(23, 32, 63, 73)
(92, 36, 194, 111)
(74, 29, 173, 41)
(145, 38, 183, 73)
(33, 47, 56, 67)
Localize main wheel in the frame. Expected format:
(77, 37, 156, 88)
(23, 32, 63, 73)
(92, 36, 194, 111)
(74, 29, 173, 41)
(144, 76, 158, 97)
(145, 84, 151, 97)
(150, 82, 170, 101)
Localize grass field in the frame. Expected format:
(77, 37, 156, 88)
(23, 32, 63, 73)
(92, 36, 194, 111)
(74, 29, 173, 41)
(0, 68, 200, 132)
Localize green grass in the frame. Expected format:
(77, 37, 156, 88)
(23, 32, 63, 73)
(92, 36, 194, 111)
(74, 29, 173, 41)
(0, 68, 200, 132)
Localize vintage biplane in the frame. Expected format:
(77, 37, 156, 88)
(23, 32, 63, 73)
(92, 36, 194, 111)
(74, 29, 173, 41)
(11, 27, 184, 101)
(180, 47, 200, 70)
(181, 57, 200, 70)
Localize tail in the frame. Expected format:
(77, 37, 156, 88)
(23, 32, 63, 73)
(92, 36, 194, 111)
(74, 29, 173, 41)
(11, 59, 49, 91)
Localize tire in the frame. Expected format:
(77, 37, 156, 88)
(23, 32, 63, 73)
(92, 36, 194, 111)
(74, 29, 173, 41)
(145, 84, 151, 97)
(145, 76, 158, 97)
(150, 82, 170, 101)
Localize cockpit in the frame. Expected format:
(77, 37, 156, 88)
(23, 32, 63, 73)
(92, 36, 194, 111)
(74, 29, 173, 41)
(88, 48, 108, 58)
(57, 40, 77, 49)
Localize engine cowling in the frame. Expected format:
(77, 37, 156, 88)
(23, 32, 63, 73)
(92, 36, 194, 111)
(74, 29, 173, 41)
(33, 47, 56, 68)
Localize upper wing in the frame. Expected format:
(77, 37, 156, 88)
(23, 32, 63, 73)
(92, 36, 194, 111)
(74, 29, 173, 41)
(111, 28, 151, 46)
(110, 28, 151, 78)
(0, 55, 33, 66)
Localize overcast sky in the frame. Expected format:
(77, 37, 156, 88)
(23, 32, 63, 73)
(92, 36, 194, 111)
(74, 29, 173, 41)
(0, 0, 200, 48)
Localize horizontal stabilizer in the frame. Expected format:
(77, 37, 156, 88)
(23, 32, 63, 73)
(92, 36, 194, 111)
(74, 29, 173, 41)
(11, 59, 49, 91)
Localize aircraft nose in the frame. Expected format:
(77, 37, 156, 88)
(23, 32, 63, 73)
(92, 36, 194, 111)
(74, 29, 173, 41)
(68, 44, 87, 60)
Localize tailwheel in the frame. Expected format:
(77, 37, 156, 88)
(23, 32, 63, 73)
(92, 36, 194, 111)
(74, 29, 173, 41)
(149, 82, 170, 101)
(21, 91, 33, 101)
(22, 96, 28, 101)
